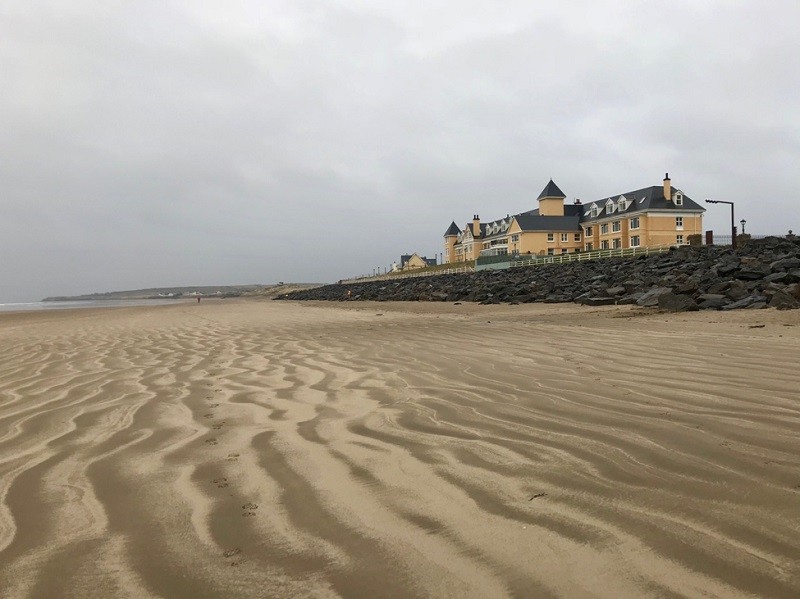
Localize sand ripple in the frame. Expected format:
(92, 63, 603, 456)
(0, 302, 799, 598)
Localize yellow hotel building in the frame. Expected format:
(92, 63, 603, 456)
(444, 174, 704, 263)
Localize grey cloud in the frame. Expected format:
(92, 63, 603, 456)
(1, 1, 799, 301)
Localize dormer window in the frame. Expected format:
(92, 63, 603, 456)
(618, 195, 627, 211)
(590, 205, 598, 218)
(606, 200, 615, 214)
(674, 192, 684, 206)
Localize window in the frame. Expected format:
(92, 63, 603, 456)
(560, 233, 568, 242)
(630, 235, 640, 247)
(561, 248, 568, 254)
(675, 193, 683, 206)
(547, 233, 554, 242)
(600, 224, 609, 234)
(676, 235, 684, 245)
(590, 206, 598, 217)
(606, 200, 615, 214)
(511, 234, 519, 242)
(547, 248, 555, 255)
(574, 233, 581, 242)
(612, 238, 622, 249)
(601, 240, 609, 249)
(612, 220, 621, 233)
(585, 226, 593, 236)
(630, 217, 640, 229)
(676, 217, 684, 229)
(445, 248, 449, 257)
(586, 243, 593, 251)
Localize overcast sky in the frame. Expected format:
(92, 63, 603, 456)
(2, 1, 799, 302)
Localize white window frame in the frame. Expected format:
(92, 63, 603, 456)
(574, 233, 581, 242)
(630, 235, 640, 247)
(561, 248, 568, 254)
(547, 233, 554, 242)
(511, 234, 519, 243)
(560, 233, 568, 242)
(630, 217, 640, 229)
(676, 234, 684, 245)
(585, 226, 593, 236)
(612, 220, 621, 233)
(600, 223, 609, 235)
(676, 217, 684, 230)
(547, 248, 555, 255)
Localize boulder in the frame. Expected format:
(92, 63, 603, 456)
(768, 290, 800, 310)
(658, 293, 699, 312)
(636, 287, 673, 307)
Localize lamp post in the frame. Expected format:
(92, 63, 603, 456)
(740, 219, 746, 234)
(705, 199, 736, 249)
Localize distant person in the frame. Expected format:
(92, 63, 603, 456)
(197, 296, 200, 303)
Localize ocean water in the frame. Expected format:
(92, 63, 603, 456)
(0, 299, 184, 313)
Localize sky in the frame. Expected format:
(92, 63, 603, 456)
(1, 1, 799, 302)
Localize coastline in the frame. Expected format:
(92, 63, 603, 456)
(1, 299, 798, 597)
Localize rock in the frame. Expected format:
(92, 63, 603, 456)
(770, 257, 800, 271)
(577, 297, 617, 306)
(768, 290, 800, 310)
(636, 287, 673, 307)
(658, 293, 699, 312)
(721, 296, 767, 310)
(605, 286, 626, 297)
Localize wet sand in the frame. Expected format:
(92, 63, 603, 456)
(0, 300, 798, 598)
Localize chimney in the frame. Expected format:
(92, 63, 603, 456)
(663, 173, 671, 201)
(472, 214, 480, 237)
(574, 198, 582, 205)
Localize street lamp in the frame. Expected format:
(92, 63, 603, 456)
(705, 199, 737, 249)
(740, 219, 746, 234)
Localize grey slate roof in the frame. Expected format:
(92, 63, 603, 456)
(537, 179, 566, 200)
(580, 186, 705, 223)
(443, 221, 461, 237)
(514, 214, 581, 232)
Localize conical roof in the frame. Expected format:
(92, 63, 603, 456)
(537, 179, 566, 200)
(443, 221, 461, 237)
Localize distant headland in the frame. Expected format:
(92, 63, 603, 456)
(42, 283, 320, 302)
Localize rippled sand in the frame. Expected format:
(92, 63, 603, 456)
(0, 300, 798, 598)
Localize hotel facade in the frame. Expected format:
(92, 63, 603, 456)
(444, 174, 705, 263)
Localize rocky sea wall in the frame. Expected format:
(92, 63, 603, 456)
(278, 237, 800, 311)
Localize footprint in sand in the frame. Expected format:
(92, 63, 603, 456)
(209, 403, 220, 407)
(242, 511, 256, 517)
(242, 502, 258, 510)
(212, 422, 225, 430)
(204, 413, 215, 419)
(223, 548, 241, 558)
(205, 438, 218, 446)
(213, 477, 228, 488)
(226, 453, 240, 461)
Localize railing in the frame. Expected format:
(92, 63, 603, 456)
(339, 265, 475, 285)
(508, 244, 671, 268)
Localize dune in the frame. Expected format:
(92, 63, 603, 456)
(0, 300, 798, 598)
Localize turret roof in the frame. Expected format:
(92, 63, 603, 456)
(537, 179, 566, 200)
(443, 221, 461, 237)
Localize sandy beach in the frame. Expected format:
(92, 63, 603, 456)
(0, 299, 798, 598)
